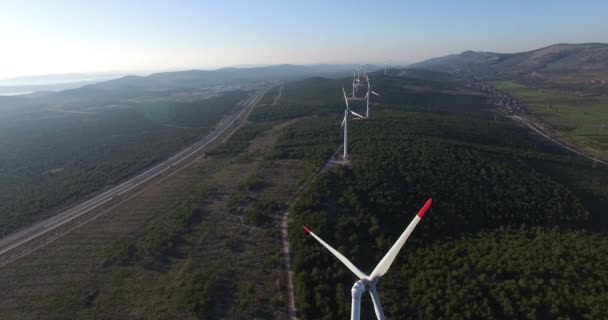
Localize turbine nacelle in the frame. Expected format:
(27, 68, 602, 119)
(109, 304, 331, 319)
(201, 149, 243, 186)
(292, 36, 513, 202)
(343, 87, 365, 119)
(303, 198, 433, 320)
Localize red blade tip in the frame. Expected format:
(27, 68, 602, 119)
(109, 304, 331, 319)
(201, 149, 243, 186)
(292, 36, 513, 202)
(303, 226, 312, 234)
(417, 198, 433, 218)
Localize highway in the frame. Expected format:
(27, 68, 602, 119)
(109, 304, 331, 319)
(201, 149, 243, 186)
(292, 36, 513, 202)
(0, 87, 269, 260)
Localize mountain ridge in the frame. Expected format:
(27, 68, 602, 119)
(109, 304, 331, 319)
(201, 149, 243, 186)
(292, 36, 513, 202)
(410, 43, 608, 84)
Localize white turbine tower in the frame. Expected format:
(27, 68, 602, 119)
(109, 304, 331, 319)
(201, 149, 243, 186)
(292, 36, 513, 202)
(342, 88, 365, 159)
(352, 71, 357, 99)
(363, 76, 380, 118)
(303, 198, 433, 320)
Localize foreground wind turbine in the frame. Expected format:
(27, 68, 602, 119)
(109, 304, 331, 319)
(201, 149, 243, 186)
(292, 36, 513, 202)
(303, 198, 433, 320)
(342, 87, 365, 159)
(363, 76, 380, 118)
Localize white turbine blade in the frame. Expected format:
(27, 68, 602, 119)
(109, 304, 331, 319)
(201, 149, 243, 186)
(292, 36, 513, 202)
(364, 92, 369, 100)
(369, 198, 432, 279)
(371, 91, 380, 96)
(341, 115, 346, 127)
(342, 87, 350, 110)
(303, 226, 368, 280)
(350, 110, 366, 119)
(369, 285, 385, 320)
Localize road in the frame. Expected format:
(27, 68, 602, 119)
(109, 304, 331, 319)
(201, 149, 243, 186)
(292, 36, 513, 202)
(273, 83, 283, 105)
(0, 87, 269, 261)
(512, 115, 607, 166)
(280, 144, 344, 320)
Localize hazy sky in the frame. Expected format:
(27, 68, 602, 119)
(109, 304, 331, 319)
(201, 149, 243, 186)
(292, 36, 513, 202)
(1, 0, 607, 79)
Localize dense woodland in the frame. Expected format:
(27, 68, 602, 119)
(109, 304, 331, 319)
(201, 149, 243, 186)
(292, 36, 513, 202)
(0, 90, 248, 236)
(271, 74, 608, 319)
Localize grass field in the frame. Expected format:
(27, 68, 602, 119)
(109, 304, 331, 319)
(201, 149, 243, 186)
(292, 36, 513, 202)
(492, 80, 608, 159)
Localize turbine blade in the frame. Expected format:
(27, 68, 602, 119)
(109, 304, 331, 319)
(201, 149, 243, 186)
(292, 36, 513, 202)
(341, 116, 346, 127)
(369, 285, 385, 320)
(371, 91, 380, 96)
(369, 198, 432, 279)
(303, 226, 368, 280)
(350, 110, 366, 119)
(342, 87, 350, 110)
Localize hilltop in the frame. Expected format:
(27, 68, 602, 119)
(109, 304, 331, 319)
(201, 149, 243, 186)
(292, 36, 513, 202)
(411, 43, 608, 84)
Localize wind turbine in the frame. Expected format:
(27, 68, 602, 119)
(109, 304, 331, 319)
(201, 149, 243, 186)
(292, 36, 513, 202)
(352, 71, 357, 99)
(303, 198, 433, 320)
(342, 87, 365, 159)
(363, 76, 380, 118)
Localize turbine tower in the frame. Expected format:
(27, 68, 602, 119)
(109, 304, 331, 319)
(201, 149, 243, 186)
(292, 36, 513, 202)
(342, 108, 349, 158)
(342, 87, 365, 159)
(363, 76, 380, 118)
(352, 71, 357, 99)
(303, 198, 433, 320)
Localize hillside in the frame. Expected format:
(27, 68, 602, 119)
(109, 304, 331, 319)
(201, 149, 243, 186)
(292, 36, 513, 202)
(281, 73, 608, 319)
(1, 69, 607, 319)
(411, 43, 608, 84)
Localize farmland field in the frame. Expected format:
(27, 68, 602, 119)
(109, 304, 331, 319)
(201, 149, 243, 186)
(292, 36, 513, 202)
(492, 80, 608, 159)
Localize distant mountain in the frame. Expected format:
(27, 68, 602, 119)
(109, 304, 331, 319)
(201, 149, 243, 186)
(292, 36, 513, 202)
(91, 64, 378, 92)
(0, 80, 104, 95)
(0, 73, 123, 86)
(410, 43, 608, 84)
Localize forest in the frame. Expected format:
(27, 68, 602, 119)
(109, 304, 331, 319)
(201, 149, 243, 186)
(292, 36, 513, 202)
(0, 90, 248, 237)
(273, 74, 608, 319)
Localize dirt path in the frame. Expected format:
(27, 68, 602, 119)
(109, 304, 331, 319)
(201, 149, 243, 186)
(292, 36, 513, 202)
(280, 145, 343, 320)
(273, 83, 283, 105)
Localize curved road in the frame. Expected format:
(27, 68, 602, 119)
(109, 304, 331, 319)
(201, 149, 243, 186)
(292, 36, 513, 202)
(512, 115, 607, 166)
(0, 87, 269, 262)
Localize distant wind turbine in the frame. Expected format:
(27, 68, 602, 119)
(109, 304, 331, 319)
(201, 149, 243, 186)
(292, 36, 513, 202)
(342, 87, 365, 159)
(363, 75, 380, 118)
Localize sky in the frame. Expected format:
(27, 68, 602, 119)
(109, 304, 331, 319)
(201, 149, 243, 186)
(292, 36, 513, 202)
(1, 0, 607, 79)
